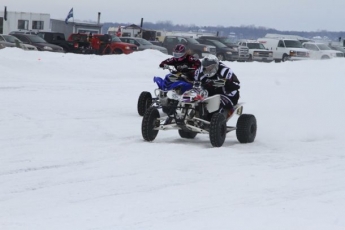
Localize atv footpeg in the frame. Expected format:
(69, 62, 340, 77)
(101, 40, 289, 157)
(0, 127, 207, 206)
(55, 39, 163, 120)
(226, 126, 236, 133)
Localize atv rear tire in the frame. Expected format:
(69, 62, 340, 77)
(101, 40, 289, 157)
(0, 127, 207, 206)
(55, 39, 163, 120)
(142, 107, 160, 142)
(137, 91, 152, 116)
(236, 114, 257, 143)
(209, 113, 227, 147)
(178, 130, 197, 139)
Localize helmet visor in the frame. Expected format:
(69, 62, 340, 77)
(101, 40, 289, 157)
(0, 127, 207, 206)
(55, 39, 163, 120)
(173, 52, 185, 58)
(203, 63, 218, 76)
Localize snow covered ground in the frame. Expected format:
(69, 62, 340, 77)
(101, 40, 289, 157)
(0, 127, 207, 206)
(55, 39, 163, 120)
(1, 48, 345, 230)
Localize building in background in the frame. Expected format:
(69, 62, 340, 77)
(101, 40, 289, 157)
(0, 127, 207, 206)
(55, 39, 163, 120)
(0, 11, 50, 34)
(0, 10, 103, 39)
(50, 19, 103, 39)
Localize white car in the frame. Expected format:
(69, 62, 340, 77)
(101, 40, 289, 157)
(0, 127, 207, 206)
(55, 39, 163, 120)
(302, 42, 344, 59)
(0, 34, 38, 51)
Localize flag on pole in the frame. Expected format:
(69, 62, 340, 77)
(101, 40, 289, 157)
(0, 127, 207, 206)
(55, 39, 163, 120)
(65, 8, 73, 24)
(4, 6, 7, 21)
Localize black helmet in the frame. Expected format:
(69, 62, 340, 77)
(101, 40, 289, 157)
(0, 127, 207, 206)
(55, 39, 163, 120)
(201, 54, 219, 77)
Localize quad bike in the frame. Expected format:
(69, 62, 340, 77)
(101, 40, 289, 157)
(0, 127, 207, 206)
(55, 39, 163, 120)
(137, 66, 193, 116)
(141, 80, 257, 147)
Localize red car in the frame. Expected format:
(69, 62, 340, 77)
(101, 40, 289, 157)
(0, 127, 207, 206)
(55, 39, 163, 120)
(67, 33, 138, 55)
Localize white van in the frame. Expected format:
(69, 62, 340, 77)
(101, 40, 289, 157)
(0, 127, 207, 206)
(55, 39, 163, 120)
(264, 33, 313, 44)
(257, 37, 310, 62)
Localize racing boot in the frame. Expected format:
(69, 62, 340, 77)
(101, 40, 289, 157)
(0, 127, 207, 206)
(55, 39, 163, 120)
(164, 116, 173, 125)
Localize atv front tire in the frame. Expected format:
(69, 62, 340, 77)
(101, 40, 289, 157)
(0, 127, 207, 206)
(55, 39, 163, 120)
(178, 130, 197, 139)
(137, 91, 152, 116)
(142, 107, 160, 142)
(236, 114, 257, 143)
(209, 113, 227, 147)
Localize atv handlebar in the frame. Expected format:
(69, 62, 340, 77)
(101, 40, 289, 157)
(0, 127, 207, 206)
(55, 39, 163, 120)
(161, 65, 226, 87)
(161, 65, 195, 72)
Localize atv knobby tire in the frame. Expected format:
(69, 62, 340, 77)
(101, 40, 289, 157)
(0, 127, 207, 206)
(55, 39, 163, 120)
(236, 114, 257, 143)
(209, 113, 227, 147)
(138, 91, 152, 116)
(142, 107, 160, 142)
(178, 130, 198, 139)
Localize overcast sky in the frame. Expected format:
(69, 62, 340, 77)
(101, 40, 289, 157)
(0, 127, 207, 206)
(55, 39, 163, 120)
(3, 0, 345, 32)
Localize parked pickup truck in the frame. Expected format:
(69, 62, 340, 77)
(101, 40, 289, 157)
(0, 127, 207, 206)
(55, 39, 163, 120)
(36, 31, 92, 54)
(197, 36, 249, 61)
(195, 38, 234, 61)
(153, 35, 216, 59)
(67, 33, 138, 55)
(238, 40, 273, 62)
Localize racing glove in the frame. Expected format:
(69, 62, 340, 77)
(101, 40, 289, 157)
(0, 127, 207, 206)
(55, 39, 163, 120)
(212, 79, 226, 87)
(176, 64, 188, 71)
(162, 64, 169, 70)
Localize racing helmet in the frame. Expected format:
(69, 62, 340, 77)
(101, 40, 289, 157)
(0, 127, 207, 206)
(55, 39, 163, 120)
(173, 44, 187, 59)
(201, 54, 219, 77)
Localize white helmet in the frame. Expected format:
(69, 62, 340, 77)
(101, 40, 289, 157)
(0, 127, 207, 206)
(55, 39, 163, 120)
(201, 54, 219, 77)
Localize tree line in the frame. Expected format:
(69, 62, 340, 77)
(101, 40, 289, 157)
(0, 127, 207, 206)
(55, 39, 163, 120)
(102, 21, 345, 41)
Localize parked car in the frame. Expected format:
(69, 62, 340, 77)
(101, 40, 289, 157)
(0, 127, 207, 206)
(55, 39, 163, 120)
(302, 42, 344, 59)
(0, 34, 37, 51)
(195, 38, 233, 61)
(9, 30, 38, 35)
(238, 40, 273, 62)
(119, 37, 168, 54)
(0, 38, 18, 49)
(154, 35, 216, 59)
(328, 45, 345, 57)
(197, 36, 249, 61)
(11, 34, 64, 52)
